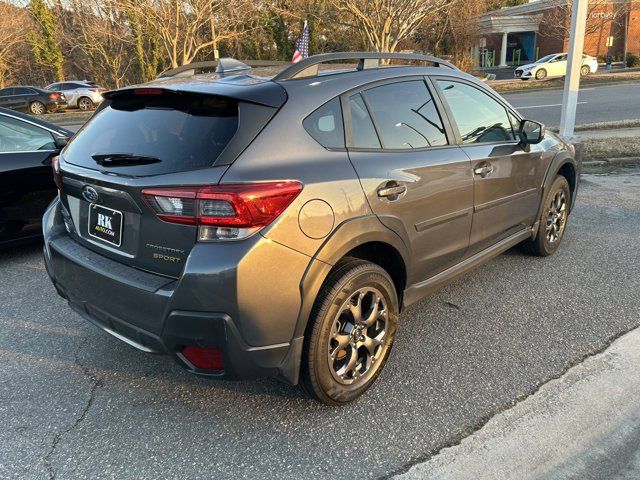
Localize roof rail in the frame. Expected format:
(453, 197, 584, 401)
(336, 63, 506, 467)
(273, 52, 457, 81)
(157, 59, 291, 79)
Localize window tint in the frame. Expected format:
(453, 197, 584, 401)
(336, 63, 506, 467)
(63, 92, 238, 175)
(47, 84, 60, 91)
(348, 94, 380, 149)
(0, 115, 55, 152)
(437, 80, 515, 144)
(0, 88, 12, 96)
(363, 80, 447, 149)
(13, 87, 33, 95)
(303, 97, 344, 149)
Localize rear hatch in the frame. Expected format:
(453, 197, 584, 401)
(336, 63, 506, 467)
(58, 84, 284, 277)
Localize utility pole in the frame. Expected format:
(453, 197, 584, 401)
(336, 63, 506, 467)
(559, 0, 589, 138)
(210, 1, 219, 60)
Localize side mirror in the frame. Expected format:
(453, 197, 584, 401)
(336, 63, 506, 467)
(518, 119, 545, 146)
(54, 136, 69, 150)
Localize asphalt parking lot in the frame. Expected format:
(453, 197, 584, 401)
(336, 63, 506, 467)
(1, 173, 639, 480)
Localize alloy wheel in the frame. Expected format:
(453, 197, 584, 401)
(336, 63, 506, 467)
(78, 98, 92, 110)
(30, 102, 45, 115)
(327, 287, 389, 386)
(546, 189, 567, 243)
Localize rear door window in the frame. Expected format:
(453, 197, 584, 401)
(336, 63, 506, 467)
(347, 94, 380, 149)
(0, 115, 55, 152)
(63, 91, 239, 176)
(303, 97, 345, 149)
(363, 80, 448, 149)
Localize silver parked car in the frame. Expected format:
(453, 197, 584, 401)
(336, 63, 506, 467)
(46, 81, 106, 110)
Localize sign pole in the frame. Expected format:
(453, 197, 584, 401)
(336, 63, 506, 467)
(559, 0, 589, 138)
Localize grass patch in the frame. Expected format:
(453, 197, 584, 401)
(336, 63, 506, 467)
(489, 72, 640, 93)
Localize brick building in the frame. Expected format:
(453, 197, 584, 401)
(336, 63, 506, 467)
(475, 0, 640, 67)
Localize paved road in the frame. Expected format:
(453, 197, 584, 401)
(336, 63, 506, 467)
(501, 82, 640, 126)
(1, 174, 639, 479)
(397, 327, 640, 479)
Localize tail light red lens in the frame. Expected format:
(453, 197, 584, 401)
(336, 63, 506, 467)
(142, 181, 303, 241)
(49, 93, 60, 101)
(181, 346, 224, 371)
(51, 155, 62, 191)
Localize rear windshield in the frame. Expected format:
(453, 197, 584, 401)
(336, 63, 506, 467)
(63, 91, 238, 176)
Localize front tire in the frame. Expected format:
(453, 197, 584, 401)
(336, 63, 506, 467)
(535, 68, 547, 80)
(580, 65, 590, 76)
(29, 101, 46, 115)
(524, 176, 571, 257)
(300, 258, 399, 405)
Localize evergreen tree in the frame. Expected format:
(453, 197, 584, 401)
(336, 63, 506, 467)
(27, 0, 64, 81)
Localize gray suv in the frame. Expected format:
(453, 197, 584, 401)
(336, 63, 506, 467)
(43, 53, 578, 405)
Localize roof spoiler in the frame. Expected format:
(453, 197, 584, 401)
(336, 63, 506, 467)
(157, 59, 291, 79)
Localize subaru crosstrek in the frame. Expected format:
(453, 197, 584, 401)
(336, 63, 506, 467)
(43, 53, 579, 405)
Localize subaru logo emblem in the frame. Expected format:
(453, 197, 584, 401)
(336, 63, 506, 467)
(82, 186, 99, 203)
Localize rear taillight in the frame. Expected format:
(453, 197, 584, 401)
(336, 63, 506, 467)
(51, 155, 62, 191)
(49, 92, 60, 101)
(142, 181, 303, 241)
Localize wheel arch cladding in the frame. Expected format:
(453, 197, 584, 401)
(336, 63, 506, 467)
(294, 216, 410, 340)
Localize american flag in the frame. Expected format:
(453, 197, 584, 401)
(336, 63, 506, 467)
(292, 21, 309, 63)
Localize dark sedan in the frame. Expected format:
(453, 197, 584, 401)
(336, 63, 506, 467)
(0, 86, 67, 115)
(0, 107, 72, 247)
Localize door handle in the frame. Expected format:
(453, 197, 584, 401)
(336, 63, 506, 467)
(473, 164, 494, 178)
(377, 182, 406, 199)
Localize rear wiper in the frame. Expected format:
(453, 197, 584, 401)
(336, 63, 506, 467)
(91, 153, 161, 167)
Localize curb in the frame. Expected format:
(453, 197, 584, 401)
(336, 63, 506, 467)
(582, 157, 640, 174)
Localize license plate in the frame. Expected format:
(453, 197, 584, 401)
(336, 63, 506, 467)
(88, 204, 123, 247)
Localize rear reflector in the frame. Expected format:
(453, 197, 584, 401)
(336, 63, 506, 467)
(142, 181, 303, 240)
(181, 346, 224, 371)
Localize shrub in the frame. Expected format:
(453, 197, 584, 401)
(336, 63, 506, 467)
(627, 53, 640, 68)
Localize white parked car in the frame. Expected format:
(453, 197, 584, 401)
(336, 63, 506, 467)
(45, 81, 106, 110)
(515, 53, 598, 80)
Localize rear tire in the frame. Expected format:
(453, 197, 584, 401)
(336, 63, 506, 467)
(29, 101, 46, 115)
(523, 176, 571, 257)
(535, 68, 547, 80)
(300, 258, 399, 405)
(77, 96, 94, 111)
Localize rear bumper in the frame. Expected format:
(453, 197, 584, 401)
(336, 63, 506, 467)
(42, 199, 307, 383)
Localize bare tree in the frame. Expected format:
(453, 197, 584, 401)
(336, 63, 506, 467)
(332, 0, 450, 53)
(539, 0, 630, 39)
(0, 3, 33, 87)
(123, 0, 257, 69)
(68, 0, 134, 87)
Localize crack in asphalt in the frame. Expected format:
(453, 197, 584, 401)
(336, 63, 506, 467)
(378, 322, 640, 480)
(43, 338, 103, 480)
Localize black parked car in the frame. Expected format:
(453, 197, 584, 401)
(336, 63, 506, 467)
(0, 107, 71, 247)
(0, 86, 67, 115)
